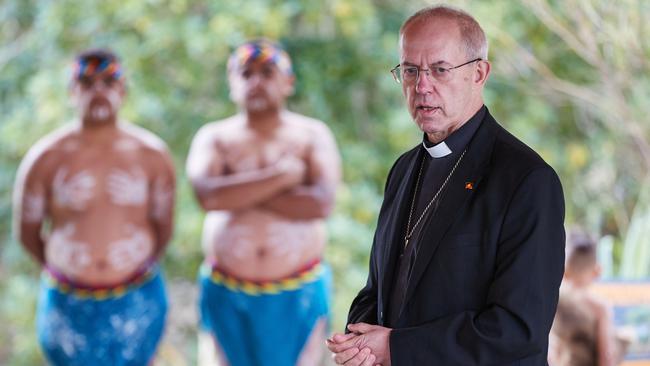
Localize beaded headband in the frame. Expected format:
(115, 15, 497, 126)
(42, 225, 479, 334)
(72, 55, 123, 80)
(228, 40, 293, 76)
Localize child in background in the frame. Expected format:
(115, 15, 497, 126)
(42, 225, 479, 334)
(549, 230, 618, 366)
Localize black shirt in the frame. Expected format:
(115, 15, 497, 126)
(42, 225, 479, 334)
(386, 105, 486, 327)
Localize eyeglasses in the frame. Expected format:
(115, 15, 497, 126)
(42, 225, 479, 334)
(390, 58, 482, 84)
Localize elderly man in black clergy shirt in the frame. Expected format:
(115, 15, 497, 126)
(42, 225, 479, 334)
(327, 5, 565, 366)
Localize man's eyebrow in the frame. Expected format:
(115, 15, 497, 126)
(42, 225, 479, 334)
(401, 60, 449, 66)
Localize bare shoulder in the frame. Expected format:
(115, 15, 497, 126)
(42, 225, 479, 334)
(193, 115, 244, 144)
(118, 121, 171, 155)
(283, 111, 334, 138)
(18, 123, 79, 173)
(585, 291, 611, 316)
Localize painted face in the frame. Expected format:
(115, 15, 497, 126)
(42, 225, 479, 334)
(400, 18, 483, 142)
(227, 42, 294, 113)
(70, 57, 125, 124)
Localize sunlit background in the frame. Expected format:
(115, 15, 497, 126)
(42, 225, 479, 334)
(1, 0, 649, 364)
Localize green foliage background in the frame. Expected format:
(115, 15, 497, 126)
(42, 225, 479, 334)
(2, 0, 649, 364)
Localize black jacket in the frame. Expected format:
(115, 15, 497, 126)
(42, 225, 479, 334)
(347, 110, 565, 365)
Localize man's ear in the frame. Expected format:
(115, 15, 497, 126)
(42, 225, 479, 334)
(475, 59, 491, 86)
(117, 78, 127, 98)
(284, 74, 296, 97)
(69, 81, 80, 106)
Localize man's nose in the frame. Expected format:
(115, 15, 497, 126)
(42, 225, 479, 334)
(91, 80, 108, 92)
(247, 73, 264, 87)
(415, 69, 434, 94)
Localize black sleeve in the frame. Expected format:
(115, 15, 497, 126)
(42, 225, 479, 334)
(346, 154, 406, 330)
(390, 166, 566, 365)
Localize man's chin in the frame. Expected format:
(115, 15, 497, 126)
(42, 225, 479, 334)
(245, 99, 271, 112)
(415, 117, 444, 132)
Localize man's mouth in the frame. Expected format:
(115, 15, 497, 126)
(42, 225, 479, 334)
(416, 105, 440, 112)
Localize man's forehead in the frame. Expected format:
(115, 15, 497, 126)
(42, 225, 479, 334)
(400, 21, 463, 60)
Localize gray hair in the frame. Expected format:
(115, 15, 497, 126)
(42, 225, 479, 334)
(400, 5, 488, 60)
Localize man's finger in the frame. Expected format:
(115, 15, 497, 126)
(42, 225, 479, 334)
(347, 322, 374, 334)
(332, 347, 360, 364)
(360, 352, 376, 366)
(327, 334, 361, 353)
(342, 347, 371, 366)
(330, 332, 357, 344)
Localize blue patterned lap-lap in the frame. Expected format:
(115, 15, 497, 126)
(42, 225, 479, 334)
(36, 266, 168, 366)
(199, 261, 331, 366)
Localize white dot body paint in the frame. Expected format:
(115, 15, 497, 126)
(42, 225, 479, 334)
(267, 222, 312, 265)
(263, 145, 282, 164)
(53, 168, 96, 210)
(151, 177, 172, 221)
(106, 225, 151, 270)
(107, 167, 148, 206)
(221, 225, 256, 260)
(45, 309, 87, 357)
(23, 192, 46, 222)
(62, 140, 80, 152)
(233, 155, 258, 171)
(113, 139, 139, 152)
(47, 223, 92, 275)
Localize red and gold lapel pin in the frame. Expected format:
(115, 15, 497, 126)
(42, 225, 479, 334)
(465, 182, 474, 190)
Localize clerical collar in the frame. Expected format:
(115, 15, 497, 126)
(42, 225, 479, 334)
(423, 141, 452, 158)
(422, 105, 486, 158)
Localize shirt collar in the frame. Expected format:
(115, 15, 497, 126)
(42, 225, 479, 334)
(422, 105, 486, 159)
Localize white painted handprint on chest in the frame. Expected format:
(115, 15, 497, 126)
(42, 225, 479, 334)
(52, 165, 149, 209)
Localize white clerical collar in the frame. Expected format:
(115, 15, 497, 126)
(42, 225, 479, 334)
(422, 141, 452, 158)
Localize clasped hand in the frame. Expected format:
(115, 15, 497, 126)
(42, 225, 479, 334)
(326, 323, 391, 366)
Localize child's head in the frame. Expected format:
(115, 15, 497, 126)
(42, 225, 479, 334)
(564, 230, 600, 287)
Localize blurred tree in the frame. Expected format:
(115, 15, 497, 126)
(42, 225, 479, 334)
(1, 0, 649, 364)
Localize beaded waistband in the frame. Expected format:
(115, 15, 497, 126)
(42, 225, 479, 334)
(201, 258, 324, 295)
(43, 263, 157, 300)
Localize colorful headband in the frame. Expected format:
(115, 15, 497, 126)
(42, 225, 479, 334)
(228, 41, 293, 76)
(72, 56, 123, 80)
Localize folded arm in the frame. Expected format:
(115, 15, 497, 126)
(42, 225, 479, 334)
(261, 122, 341, 220)
(186, 125, 304, 211)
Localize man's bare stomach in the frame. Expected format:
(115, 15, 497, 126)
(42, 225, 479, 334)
(203, 210, 326, 281)
(45, 217, 155, 286)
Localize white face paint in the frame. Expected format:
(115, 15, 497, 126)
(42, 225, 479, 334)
(107, 167, 148, 206)
(47, 223, 92, 275)
(53, 167, 96, 210)
(266, 222, 312, 264)
(151, 177, 173, 221)
(91, 104, 111, 121)
(22, 192, 46, 223)
(106, 225, 151, 270)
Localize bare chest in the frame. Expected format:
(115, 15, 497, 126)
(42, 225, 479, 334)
(219, 130, 311, 173)
(46, 147, 152, 212)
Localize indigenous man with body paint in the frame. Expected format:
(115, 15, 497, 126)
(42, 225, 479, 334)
(12, 49, 175, 366)
(187, 39, 341, 366)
